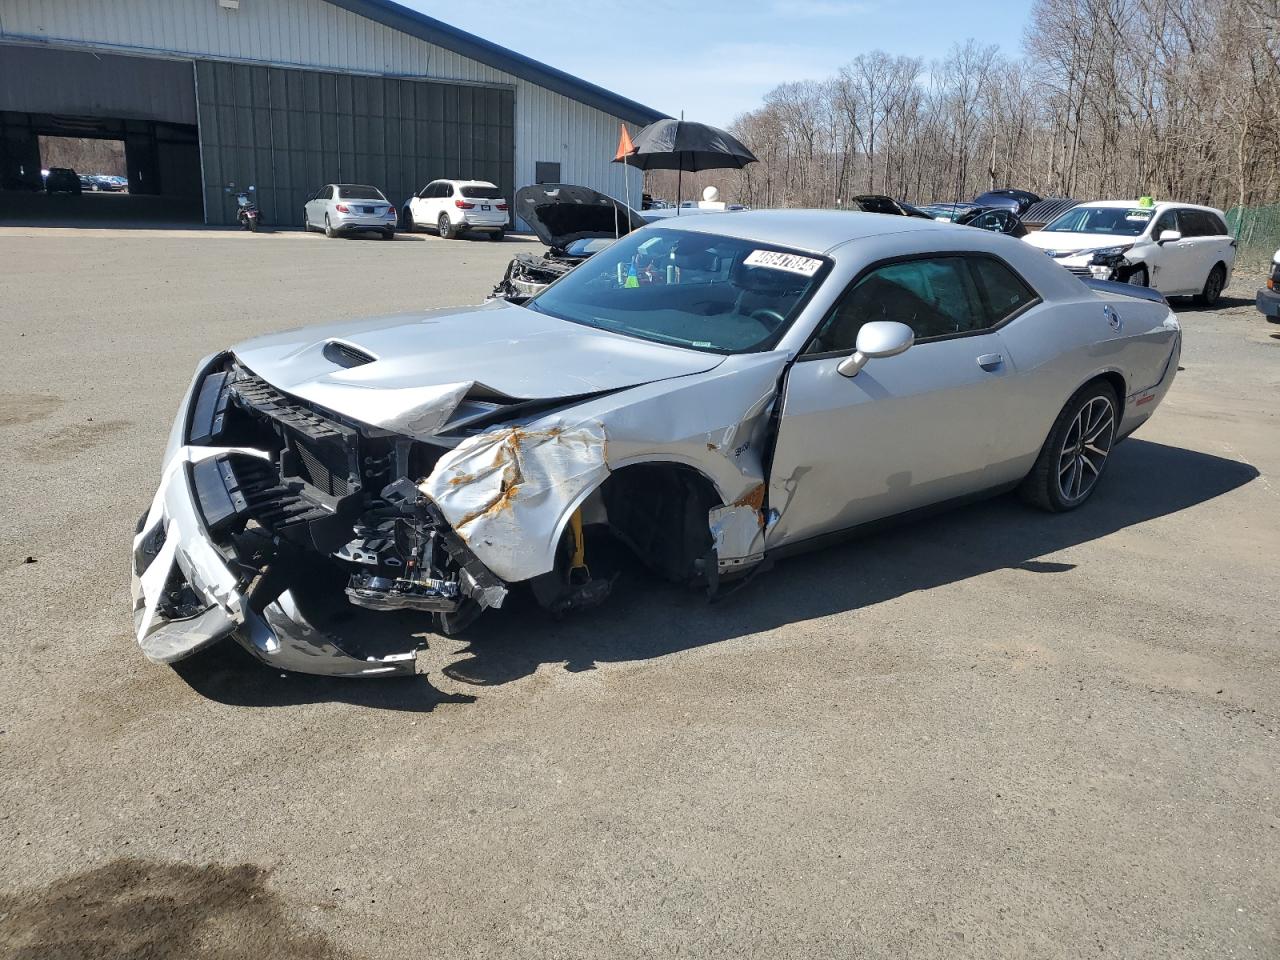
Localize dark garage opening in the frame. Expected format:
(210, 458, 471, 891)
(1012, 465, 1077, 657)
(0, 45, 204, 225)
(0, 113, 203, 224)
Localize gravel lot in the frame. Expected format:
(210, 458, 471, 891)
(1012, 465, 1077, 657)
(1, 225, 1277, 959)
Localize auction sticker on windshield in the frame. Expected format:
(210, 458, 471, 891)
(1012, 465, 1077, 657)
(744, 250, 823, 276)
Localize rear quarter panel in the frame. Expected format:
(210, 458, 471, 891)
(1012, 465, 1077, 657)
(995, 290, 1178, 473)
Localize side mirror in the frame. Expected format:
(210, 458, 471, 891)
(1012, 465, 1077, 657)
(1157, 229, 1181, 244)
(837, 321, 915, 377)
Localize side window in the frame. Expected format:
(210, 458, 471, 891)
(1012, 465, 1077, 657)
(1177, 210, 1204, 237)
(969, 257, 1037, 324)
(320, 185, 333, 200)
(1151, 210, 1178, 238)
(1207, 213, 1229, 236)
(1182, 210, 1223, 237)
(806, 256, 986, 354)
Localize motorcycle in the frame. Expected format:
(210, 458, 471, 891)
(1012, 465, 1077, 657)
(236, 185, 261, 232)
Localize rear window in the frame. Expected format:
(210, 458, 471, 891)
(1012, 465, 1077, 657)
(335, 185, 385, 200)
(460, 185, 503, 200)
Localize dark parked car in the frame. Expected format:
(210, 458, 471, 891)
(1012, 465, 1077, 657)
(954, 206, 1028, 238)
(972, 189, 1041, 216)
(44, 168, 82, 195)
(918, 201, 982, 221)
(849, 195, 933, 219)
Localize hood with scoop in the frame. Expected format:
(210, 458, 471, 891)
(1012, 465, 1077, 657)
(516, 183, 647, 254)
(229, 300, 724, 438)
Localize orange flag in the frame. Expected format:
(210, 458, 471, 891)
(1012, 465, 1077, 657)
(614, 123, 636, 161)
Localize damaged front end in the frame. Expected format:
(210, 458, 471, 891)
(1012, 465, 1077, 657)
(133, 340, 783, 678)
(131, 354, 510, 676)
(489, 252, 581, 304)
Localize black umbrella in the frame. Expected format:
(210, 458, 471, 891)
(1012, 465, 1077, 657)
(614, 119, 757, 213)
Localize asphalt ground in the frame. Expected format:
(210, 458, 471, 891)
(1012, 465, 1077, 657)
(0, 224, 1277, 959)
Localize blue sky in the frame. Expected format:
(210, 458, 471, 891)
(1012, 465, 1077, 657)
(403, 0, 1032, 125)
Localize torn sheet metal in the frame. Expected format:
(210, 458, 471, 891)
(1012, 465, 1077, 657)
(287, 379, 473, 438)
(707, 483, 768, 567)
(420, 419, 610, 582)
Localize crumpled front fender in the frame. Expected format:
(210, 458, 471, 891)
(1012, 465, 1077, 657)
(419, 352, 790, 583)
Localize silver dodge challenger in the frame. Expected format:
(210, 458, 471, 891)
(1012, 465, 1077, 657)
(132, 211, 1181, 677)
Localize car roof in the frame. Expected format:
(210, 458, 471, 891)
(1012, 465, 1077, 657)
(1076, 199, 1226, 215)
(435, 179, 498, 187)
(651, 209, 948, 255)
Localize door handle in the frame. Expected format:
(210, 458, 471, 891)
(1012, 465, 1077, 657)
(977, 353, 1004, 371)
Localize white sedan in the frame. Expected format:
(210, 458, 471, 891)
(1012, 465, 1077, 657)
(1023, 200, 1235, 305)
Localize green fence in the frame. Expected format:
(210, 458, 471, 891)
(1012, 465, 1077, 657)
(1225, 204, 1280, 273)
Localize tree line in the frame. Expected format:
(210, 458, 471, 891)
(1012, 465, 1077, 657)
(648, 0, 1279, 213)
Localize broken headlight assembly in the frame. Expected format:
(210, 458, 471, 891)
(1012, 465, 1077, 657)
(1087, 244, 1136, 281)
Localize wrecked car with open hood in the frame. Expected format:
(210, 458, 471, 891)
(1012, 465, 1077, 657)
(133, 210, 1182, 677)
(489, 183, 647, 304)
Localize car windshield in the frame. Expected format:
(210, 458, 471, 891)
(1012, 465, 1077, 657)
(1042, 206, 1154, 236)
(460, 185, 503, 199)
(525, 228, 828, 354)
(336, 185, 385, 200)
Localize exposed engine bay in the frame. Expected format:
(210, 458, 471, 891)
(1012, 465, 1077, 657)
(489, 183, 648, 304)
(490, 251, 580, 304)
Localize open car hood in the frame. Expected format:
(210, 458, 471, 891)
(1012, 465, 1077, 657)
(516, 183, 647, 253)
(230, 301, 724, 438)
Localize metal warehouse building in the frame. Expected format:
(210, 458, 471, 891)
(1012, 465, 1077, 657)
(0, 0, 660, 225)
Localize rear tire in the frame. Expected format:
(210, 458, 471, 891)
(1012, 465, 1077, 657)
(438, 214, 455, 240)
(382, 228, 395, 240)
(1019, 381, 1119, 513)
(401, 206, 414, 231)
(324, 215, 336, 239)
(489, 229, 505, 242)
(1196, 263, 1226, 307)
(302, 210, 310, 232)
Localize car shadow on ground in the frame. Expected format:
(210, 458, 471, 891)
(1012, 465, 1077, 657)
(1175, 294, 1254, 312)
(175, 439, 1257, 709)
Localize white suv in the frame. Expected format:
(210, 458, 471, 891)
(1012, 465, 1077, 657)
(403, 179, 509, 241)
(1023, 200, 1236, 305)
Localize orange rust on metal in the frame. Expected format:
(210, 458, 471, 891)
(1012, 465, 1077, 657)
(732, 483, 766, 511)
(448, 472, 477, 486)
(452, 427, 532, 530)
(706, 442, 718, 451)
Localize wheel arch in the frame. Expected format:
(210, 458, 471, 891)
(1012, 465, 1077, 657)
(551, 459, 727, 584)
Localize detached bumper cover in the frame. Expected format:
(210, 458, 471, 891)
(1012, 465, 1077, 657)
(130, 355, 418, 677)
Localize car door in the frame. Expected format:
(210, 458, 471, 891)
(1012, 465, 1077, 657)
(410, 182, 435, 226)
(766, 253, 1034, 548)
(1180, 209, 1233, 289)
(424, 182, 446, 225)
(306, 185, 331, 226)
(1147, 208, 1197, 293)
(303, 186, 320, 225)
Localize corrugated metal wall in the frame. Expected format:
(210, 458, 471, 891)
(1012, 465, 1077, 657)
(196, 59, 513, 225)
(0, 45, 196, 123)
(0, 0, 644, 213)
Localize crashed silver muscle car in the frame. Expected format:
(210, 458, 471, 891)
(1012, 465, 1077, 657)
(132, 211, 1181, 677)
